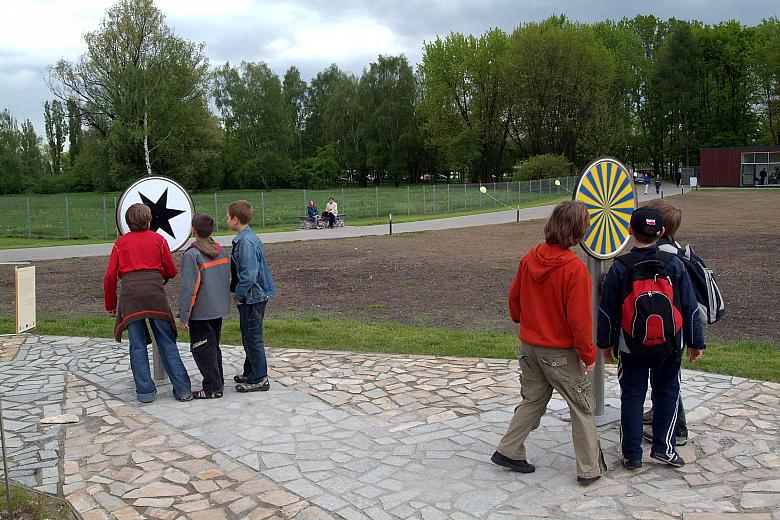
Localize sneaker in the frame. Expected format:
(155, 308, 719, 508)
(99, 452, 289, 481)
(176, 394, 193, 402)
(490, 451, 535, 473)
(621, 458, 643, 470)
(577, 475, 601, 486)
(650, 451, 685, 468)
(236, 378, 270, 393)
(234, 374, 247, 384)
(642, 409, 653, 425)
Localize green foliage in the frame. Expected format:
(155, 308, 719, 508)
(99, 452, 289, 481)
(419, 29, 512, 183)
(0, 2, 772, 194)
(214, 61, 292, 189)
(507, 18, 615, 164)
(513, 154, 574, 181)
(292, 145, 340, 189)
(47, 0, 220, 190)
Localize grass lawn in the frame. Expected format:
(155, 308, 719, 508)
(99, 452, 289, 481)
(0, 178, 574, 243)
(2, 315, 778, 382)
(0, 484, 74, 520)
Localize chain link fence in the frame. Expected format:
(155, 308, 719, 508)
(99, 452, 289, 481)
(0, 177, 577, 240)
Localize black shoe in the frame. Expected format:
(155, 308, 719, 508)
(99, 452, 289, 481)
(577, 475, 601, 486)
(236, 378, 270, 393)
(650, 451, 685, 467)
(234, 374, 247, 384)
(621, 458, 643, 470)
(491, 452, 535, 473)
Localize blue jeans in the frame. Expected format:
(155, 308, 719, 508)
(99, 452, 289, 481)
(127, 318, 192, 402)
(618, 349, 682, 460)
(238, 301, 268, 383)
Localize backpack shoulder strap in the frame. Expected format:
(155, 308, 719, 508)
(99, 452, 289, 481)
(614, 253, 639, 270)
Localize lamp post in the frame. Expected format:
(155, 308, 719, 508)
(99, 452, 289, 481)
(633, 171, 638, 199)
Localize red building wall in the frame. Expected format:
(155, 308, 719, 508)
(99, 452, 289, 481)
(700, 146, 780, 187)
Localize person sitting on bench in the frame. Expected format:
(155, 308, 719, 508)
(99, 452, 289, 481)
(306, 200, 319, 224)
(322, 197, 338, 228)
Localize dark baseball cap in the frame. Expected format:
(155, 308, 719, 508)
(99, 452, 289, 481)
(630, 207, 664, 236)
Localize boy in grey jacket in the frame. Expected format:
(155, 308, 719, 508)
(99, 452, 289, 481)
(179, 213, 231, 399)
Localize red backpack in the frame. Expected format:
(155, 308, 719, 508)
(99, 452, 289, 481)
(616, 251, 682, 356)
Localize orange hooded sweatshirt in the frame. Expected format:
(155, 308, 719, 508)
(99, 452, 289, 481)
(508, 242, 596, 366)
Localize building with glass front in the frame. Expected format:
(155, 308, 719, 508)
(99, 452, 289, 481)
(700, 146, 780, 187)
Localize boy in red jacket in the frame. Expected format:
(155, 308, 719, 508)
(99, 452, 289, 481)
(104, 203, 192, 403)
(492, 201, 606, 485)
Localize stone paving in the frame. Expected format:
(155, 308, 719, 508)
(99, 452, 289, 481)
(0, 334, 778, 520)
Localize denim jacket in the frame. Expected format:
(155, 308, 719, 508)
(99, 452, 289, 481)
(230, 226, 277, 304)
(597, 244, 705, 352)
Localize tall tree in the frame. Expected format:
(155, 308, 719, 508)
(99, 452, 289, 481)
(360, 55, 417, 185)
(66, 98, 83, 167)
(507, 17, 614, 164)
(303, 64, 350, 156)
(213, 61, 291, 188)
(282, 66, 308, 162)
(419, 29, 512, 183)
(754, 17, 780, 144)
(47, 0, 220, 188)
(44, 100, 67, 175)
(19, 120, 44, 179)
(0, 110, 24, 194)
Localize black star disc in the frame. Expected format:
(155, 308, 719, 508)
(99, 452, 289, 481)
(139, 188, 185, 238)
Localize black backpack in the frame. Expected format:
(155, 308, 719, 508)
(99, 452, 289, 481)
(616, 251, 682, 356)
(659, 243, 725, 326)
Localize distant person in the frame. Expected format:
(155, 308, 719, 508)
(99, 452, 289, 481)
(103, 203, 192, 403)
(654, 175, 662, 195)
(643, 172, 651, 195)
(179, 213, 231, 399)
(226, 200, 276, 392)
(322, 197, 338, 229)
(306, 200, 319, 224)
(759, 168, 767, 186)
(597, 207, 704, 471)
(492, 201, 606, 486)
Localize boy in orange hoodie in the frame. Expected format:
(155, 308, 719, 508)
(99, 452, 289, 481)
(492, 201, 606, 485)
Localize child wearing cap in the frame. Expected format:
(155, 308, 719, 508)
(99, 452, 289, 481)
(597, 206, 705, 470)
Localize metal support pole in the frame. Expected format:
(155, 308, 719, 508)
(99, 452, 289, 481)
(432, 185, 436, 213)
(447, 184, 450, 212)
(375, 186, 379, 220)
(261, 191, 265, 227)
(407, 186, 410, 216)
(102, 197, 108, 240)
(152, 334, 165, 381)
(492, 182, 496, 206)
(214, 193, 219, 231)
(423, 185, 426, 214)
(0, 395, 14, 520)
(65, 196, 70, 240)
(26, 197, 31, 239)
(114, 197, 118, 237)
(588, 256, 605, 416)
(464, 183, 467, 210)
(389, 213, 392, 235)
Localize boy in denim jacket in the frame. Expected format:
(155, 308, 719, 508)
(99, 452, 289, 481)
(226, 200, 277, 392)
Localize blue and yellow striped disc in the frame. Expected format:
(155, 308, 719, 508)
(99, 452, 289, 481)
(574, 157, 636, 260)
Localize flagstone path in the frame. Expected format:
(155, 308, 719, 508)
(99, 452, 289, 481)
(0, 335, 778, 519)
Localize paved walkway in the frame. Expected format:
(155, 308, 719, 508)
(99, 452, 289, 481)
(1, 335, 777, 520)
(0, 184, 681, 263)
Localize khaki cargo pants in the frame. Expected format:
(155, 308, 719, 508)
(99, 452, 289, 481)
(496, 343, 607, 478)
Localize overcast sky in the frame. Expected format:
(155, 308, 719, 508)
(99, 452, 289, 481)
(2, 0, 778, 136)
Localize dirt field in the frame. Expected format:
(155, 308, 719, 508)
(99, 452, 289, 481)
(1, 190, 778, 346)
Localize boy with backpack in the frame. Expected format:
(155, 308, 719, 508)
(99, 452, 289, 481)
(597, 207, 705, 469)
(640, 200, 725, 444)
